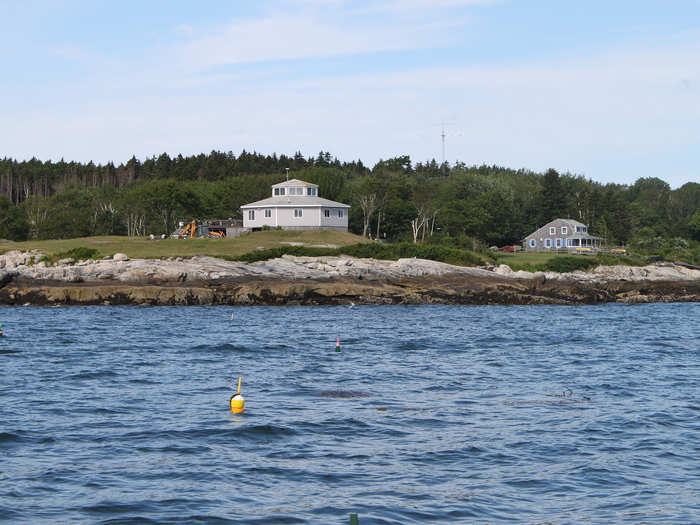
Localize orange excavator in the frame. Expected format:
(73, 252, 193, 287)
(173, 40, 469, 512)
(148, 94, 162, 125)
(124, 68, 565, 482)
(177, 220, 197, 239)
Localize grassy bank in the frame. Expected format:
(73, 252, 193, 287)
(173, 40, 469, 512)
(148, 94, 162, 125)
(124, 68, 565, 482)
(495, 252, 648, 272)
(0, 230, 367, 259)
(0, 232, 666, 272)
(0, 232, 487, 267)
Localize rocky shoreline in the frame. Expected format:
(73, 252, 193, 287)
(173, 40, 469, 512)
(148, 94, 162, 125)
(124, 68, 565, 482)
(1, 250, 699, 306)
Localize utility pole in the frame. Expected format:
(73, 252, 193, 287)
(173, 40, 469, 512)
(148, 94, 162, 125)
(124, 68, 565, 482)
(441, 124, 446, 166)
(439, 121, 459, 176)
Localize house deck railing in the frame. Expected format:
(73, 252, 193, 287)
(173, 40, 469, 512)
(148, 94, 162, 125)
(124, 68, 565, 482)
(509, 246, 628, 256)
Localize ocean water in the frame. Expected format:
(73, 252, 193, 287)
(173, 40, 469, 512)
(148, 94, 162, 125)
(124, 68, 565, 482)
(0, 303, 698, 524)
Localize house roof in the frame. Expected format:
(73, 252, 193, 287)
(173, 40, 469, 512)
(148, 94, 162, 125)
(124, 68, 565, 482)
(524, 218, 602, 240)
(271, 178, 318, 188)
(556, 218, 588, 230)
(241, 195, 350, 209)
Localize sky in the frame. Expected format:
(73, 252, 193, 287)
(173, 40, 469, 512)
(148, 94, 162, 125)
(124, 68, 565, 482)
(1, 0, 699, 188)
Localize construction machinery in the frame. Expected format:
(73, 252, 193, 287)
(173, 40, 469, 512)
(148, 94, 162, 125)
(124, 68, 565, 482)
(172, 219, 244, 239)
(176, 220, 197, 239)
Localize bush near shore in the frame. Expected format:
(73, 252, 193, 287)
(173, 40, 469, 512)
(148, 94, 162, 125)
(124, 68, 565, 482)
(234, 242, 485, 266)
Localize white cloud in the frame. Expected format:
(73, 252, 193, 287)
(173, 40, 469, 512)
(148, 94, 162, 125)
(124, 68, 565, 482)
(1, 12, 698, 188)
(179, 12, 442, 68)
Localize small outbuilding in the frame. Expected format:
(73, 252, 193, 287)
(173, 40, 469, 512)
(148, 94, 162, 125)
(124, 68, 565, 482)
(240, 179, 350, 231)
(523, 219, 603, 252)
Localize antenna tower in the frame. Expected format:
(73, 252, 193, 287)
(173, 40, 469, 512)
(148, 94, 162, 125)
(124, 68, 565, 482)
(441, 124, 446, 166)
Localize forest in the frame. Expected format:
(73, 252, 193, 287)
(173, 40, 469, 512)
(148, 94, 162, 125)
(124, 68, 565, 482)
(1, 150, 699, 262)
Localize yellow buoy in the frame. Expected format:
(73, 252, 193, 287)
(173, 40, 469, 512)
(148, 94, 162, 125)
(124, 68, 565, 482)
(230, 376, 245, 413)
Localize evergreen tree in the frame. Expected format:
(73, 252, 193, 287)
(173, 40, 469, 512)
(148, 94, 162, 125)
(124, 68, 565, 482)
(539, 168, 567, 223)
(0, 195, 29, 240)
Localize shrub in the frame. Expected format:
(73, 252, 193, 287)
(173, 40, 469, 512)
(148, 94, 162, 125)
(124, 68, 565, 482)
(236, 246, 338, 263)
(594, 253, 647, 267)
(235, 242, 485, 266)
(538, 256, 598, 273)
(58, 247, 102, 261)
(44, 246, 102, 264)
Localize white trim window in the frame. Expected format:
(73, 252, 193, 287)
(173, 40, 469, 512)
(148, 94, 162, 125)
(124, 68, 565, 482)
(338, 209, 344, 218)
(307, 187, 317, 196)
(549, 226, 556, 235)
(324, 209, 330, 217)
(529, 239, 536, 248)
(561, 226, 568, 235)
(544, 239, 552, 248)
(264, 209, 272, 218)
(294, 209, 303, 218)
(248, 210, 255, 221)
(555, 238, 562, 248)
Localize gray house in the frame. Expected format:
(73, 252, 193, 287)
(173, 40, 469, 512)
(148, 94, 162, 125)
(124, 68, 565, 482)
(523, 218, 603, 252)
(240, 179, 350, 231)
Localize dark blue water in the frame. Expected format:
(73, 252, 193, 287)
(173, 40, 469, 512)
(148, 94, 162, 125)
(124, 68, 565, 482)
(1, 304, 699, 524)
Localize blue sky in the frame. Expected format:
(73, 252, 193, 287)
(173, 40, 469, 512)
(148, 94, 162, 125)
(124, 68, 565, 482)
(1, 0, 699, 188)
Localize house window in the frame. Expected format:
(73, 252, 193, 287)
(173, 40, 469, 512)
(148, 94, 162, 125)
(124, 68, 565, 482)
(248, 210, 255, 221)
(294, 209, 303, 218)
(279, 188, 285, 196)
(338, 209, 344, 218)
(549, 227, 556, 235)
(544, 239, 552, 248)
(561, 226, 567, 235)
(264, 209, 271, 218)
(324, 209, 330, 217)
(529, 239, 536, 248)
(307, 187, 317, 196)
(555, 238, 562, 248)
(274, 188, 280, 196)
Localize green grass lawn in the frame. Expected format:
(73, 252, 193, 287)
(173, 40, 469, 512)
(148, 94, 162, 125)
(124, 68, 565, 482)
(494, 250, 648, 271)
(494, 251, 573, 266)
(0, 230, 369, 259)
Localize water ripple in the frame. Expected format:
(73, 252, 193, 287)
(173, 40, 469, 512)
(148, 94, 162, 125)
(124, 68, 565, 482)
(0, 303, 697, 523)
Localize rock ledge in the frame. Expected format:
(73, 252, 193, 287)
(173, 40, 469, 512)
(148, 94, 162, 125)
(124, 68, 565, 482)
(0, 250, 698, 306)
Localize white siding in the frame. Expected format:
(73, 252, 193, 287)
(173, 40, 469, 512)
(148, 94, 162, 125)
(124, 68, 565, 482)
(320, 207, 348, 229)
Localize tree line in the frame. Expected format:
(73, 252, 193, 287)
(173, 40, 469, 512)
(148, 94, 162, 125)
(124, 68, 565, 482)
(1, 151, 699, 260)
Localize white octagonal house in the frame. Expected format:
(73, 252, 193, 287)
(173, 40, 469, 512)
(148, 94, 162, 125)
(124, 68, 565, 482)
(240, 179, 350, 231)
